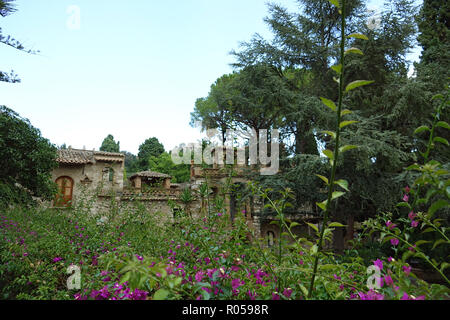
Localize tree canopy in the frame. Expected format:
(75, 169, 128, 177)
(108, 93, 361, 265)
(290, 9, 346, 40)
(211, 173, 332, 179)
(0, 106, 58, 207)
(137, 137, 165, 171)
(191, 0, 449, 251)
(100, 134, 120, 153)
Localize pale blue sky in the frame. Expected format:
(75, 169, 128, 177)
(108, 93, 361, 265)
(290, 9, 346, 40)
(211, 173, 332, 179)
(1, 0, 421, 154)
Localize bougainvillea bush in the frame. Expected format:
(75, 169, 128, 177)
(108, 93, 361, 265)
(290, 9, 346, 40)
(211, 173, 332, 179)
(0, 200, 448, 300)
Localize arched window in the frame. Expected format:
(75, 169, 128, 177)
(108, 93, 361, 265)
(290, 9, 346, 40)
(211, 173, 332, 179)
(54, 176, 74, 207)
(267, 231, 275, 247)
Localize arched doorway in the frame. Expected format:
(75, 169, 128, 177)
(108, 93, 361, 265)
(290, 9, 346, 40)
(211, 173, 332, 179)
(55, 176, 74, 207)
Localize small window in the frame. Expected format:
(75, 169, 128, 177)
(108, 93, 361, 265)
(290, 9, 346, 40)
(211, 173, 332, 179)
(109, 168, 114, 182)
(103, 167, 114, 182)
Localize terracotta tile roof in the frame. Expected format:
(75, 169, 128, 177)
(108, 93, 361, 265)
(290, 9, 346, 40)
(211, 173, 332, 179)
(94, 151, 125, 157)
(57, 149, 124, 165)
(57, 149, 94, 164)
(130, 171, 172, 179)
(94, 150, 124, 162)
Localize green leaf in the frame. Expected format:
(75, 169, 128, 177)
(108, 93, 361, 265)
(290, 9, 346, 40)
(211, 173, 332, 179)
(319, 264, 338, 271)
(432, 94, 444, 101)
(323, 130, 337, 139)
(436, 121, 450, 130)
(341, 109, 352, 116)
(327, 0, 340, 8)
(440, 262, 450, 273)
(299, 284, 309, 297)
(428, 199, 449, 218)
(334, 179, 349, 191)
(339, 145, 358, 153)
(432, 239, 447, 250)
(406, 164, 420, 170)
(316, 200, 328, 211)
(345, 80, 374, 92)
(421, 227, 435, 234)
(323, 149, 334, 160)
(433, 137, 449, 146)
(320, 97, 337, 111)
(316, 174, 329, 185)
(329, 222, 346, 228)
(306, 222, 319, 233)
(402, 250, 414, 262)
(396, 202, 412, 209)
(290, 222, 300, 228)
(310, 244, 318, 255)
(344, 47, 364, 56)
(332, 191, 345, 200)
(415, 240, 431, 247)
(414, 126, 431, 135)
(331, 64, 342, 74)
(153, 289, 169, 300)
(340, 120, 359, 129)
(347, 33, 369, 40)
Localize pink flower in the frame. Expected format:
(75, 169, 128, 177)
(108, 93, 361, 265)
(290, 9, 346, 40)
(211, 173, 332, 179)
(373, 259, 383, 271)
(53, 257, 63, 263)
(402, 266, 412, 276)
(195, 271, 205, 283)
(403, 194, 409, 202)
(358, 290, 384, 300)
(411, 220, 419, 228)
(231, 278, 244, 290)
(247, 290, 257, 300)
(401, 292, 410, 300)
(272, 292, 280, 300)
(390, 238, 399, 246)
(387, 257, 394, 263)
(408, 211, 417, 220)
(408, 245, 416, 252)
(299, 260, 304, 265)
(384, 275, 393, 286)
(386, 221, 396, 230)
(405, 186, 410, 193)
(283, 288, 293, 298)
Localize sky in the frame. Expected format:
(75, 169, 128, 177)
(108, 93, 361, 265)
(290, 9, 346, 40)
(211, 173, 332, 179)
(1, 0, 422, 155)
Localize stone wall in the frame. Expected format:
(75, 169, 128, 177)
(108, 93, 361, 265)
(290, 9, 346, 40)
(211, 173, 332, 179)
(52, 160, 124, 207)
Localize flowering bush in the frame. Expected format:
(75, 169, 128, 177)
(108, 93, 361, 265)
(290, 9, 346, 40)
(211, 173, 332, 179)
(1, 201, 448, 300)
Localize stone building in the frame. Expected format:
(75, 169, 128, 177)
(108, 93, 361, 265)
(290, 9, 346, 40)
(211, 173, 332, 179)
(129, 171, 172, 191)
(51, 146, 320, 247)
(52, 148, 124, 207)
